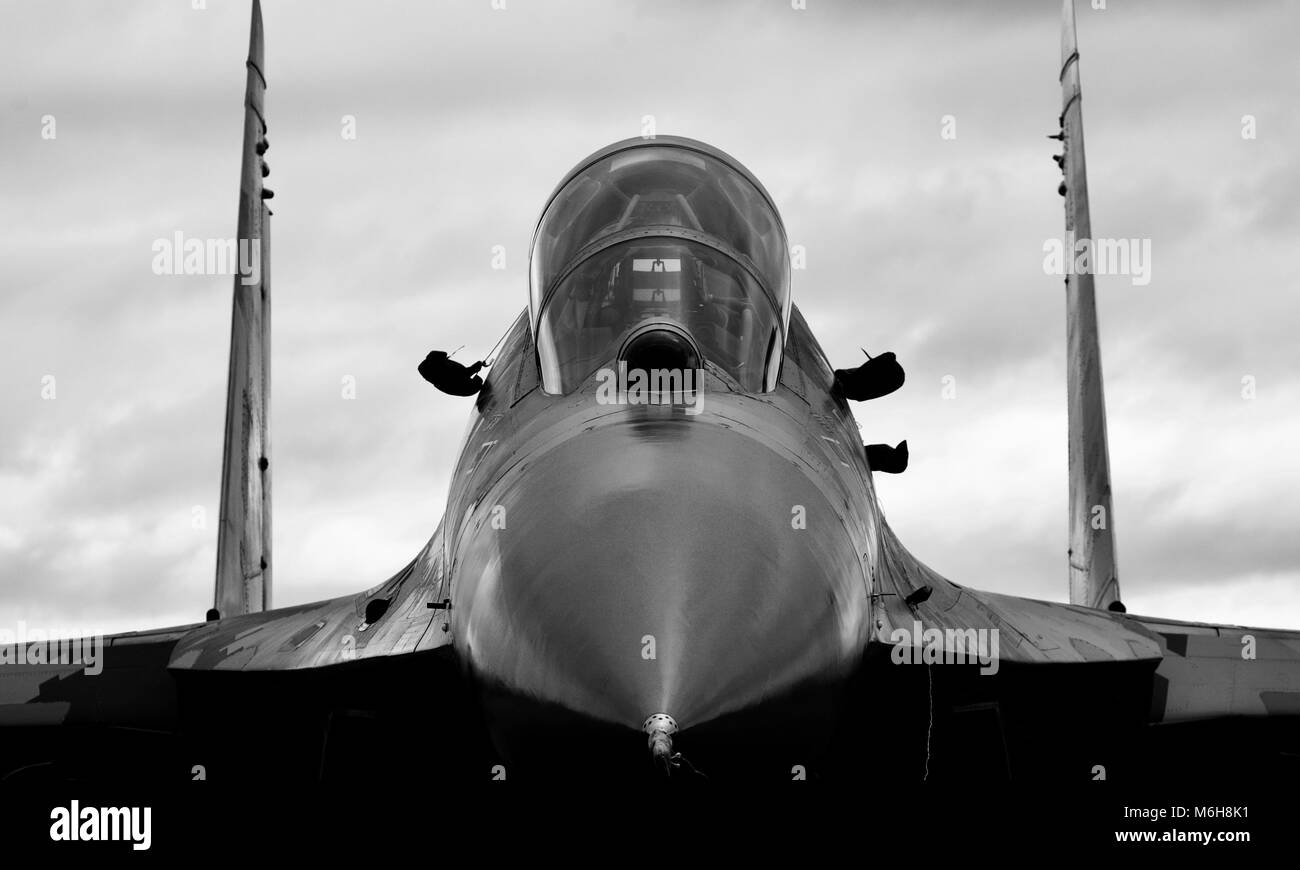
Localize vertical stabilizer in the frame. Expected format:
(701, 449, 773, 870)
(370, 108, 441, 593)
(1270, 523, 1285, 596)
(214, 0, 272, 618)
(1059, 0, 1120, 610)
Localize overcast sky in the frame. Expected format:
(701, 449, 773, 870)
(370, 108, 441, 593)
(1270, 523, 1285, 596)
(1, 0, 1297, 636)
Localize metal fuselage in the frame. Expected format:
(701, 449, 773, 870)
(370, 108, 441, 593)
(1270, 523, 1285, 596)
(442, 307, 880, 773)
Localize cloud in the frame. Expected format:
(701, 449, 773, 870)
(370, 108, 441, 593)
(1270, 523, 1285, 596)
(1, 0, 1296, 634)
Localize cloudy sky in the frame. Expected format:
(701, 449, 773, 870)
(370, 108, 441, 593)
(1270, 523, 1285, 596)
(1, 0, 1297, 636)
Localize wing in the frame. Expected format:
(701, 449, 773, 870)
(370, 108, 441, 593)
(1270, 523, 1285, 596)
(0, 522, 489, 782)
(1132, 615, 1300, 723)
(169, 519, 450, 673)
(858, 519, 1300, 782)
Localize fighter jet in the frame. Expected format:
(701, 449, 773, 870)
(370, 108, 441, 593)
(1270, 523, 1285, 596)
(3, 0, 1298, 784)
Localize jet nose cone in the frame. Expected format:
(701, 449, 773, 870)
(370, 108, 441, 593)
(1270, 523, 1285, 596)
(452, 414, 871, 767)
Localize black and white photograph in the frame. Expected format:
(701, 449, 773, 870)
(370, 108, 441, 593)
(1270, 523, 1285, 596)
(1, 0, 1297, 851)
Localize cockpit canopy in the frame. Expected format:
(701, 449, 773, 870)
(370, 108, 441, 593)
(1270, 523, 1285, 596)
(529, 138, 791, 395)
